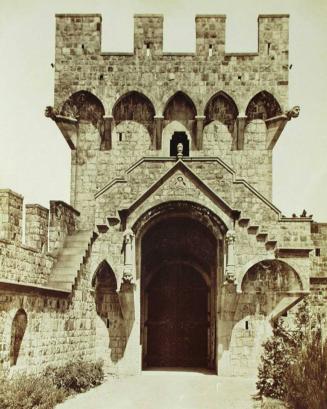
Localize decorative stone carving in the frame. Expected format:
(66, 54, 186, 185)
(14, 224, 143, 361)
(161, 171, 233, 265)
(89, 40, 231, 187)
(45, 106, 57, 120)
(286, 105, 300, 120)
(177, 142, 183, 159)
(132, 201, 226, 237)
(225, 229, 236, 282)
(123, 228, 135, 283)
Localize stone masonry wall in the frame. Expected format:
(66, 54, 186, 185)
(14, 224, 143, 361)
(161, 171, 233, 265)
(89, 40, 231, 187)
(54, 14, 289, 115)
(0, 258, 98, 376)
(53, 13, 290, 222)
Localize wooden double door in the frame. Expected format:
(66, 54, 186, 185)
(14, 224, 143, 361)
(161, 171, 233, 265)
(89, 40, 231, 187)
(145, 263, 209, 368)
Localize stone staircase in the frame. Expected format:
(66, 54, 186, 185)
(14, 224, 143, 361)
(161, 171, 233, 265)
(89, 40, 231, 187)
(238, 217, 278, 254)
(48, 230, 98, 291)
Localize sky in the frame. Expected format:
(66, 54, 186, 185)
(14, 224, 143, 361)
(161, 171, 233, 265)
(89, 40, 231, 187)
(0, 0, 326, 220)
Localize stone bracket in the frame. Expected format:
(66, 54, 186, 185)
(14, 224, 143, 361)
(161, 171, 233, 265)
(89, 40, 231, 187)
(266, 106, 300, 150)
(45, 106, 78, 150)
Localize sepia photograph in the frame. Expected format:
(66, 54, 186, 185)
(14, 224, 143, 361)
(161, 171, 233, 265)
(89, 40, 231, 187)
(0, 0, 326, 408)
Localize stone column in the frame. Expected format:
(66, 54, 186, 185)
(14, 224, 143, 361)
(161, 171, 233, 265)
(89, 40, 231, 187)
(123, 228, 135, 282)
(235, 115, 247, 150)
(225, 230, 236, 282)
(100, 115, 113, 150)
(195, 115, 206, 150)
(154, 115, 164, 150)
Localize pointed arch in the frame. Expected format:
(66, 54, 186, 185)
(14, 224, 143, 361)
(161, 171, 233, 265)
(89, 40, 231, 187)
(60, 90, 105, 126)
(245, 91, 282, 121)
(92, 261, 126, 363)
(10, 309, 27, 366)
(163, 91, 197, 121)
(241, 259, 303, 293)
(92, 260, 117, 291)
(204, 91, 239, 131)
(112, 91, 155, 135)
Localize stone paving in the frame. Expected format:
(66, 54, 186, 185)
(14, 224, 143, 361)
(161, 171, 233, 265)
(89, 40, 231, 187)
(56, 369, 259, 409)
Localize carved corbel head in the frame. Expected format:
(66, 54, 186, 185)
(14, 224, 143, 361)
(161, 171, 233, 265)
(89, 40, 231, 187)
(45, 106, 57, 120)
(286, 105, 300, 120)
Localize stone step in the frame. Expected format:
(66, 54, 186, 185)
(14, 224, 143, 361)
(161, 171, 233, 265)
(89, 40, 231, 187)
(256, 232, 268, 242)
(70, 230, 92, 238)
(57, 253, 83, 263)
(265, 240, 277, 250)
(61, 247, 83, 256)
(247, 225, 259, 234)
(238, 218, 250, 227)
(50, 273, 76, 281)
(64, 240, 90, 249)
(51, 266, 77, 275)
(54, 260, 82, 270)
(48, 281, 73, 291)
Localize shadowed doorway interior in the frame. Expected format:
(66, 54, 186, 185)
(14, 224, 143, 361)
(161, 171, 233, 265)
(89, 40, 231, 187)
(141, 215, 218, 370)
(146, 262, 208, 367)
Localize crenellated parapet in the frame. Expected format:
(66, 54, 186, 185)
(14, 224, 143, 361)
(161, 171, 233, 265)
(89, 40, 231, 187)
(53, 13, 290, 117)
(25, 204, 49, 252)
(0, 190, 81, 286)
(0, 189, 23, 244)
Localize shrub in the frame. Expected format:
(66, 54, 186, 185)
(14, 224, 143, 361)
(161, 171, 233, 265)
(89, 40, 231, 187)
(257, 299, 327, 409)
(0, 374, 66, 409)
(44, 359, 104, 394)
(284, 332, 327, 409)
(0, 359, 104, 409)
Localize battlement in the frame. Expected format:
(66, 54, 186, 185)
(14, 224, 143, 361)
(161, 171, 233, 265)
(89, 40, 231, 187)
(0, 189, 80, 254)
(54, 12, 290, 119)
(55, 13, 289, 57)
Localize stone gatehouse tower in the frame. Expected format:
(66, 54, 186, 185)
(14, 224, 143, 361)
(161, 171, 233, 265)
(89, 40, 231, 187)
(0, 13, 326, 377)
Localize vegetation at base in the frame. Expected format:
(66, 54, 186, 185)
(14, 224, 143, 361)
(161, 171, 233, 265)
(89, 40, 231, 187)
(0, 359, 104, 409)
(257, 299, 327, 409)
(44, 359, 104, 394)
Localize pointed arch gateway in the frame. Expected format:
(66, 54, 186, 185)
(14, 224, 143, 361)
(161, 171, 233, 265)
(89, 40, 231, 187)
(134, 201, 227, 371)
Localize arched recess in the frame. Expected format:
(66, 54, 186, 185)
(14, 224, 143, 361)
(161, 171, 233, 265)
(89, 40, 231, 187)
(204, 92, 239, 132)
(112, 91, 155, 138)
(245, 91, 282, 122)
(92, 261, 126, 363)
(238, 259, 303, 317)
(10, 309, 27, 366)
(60, 90, 105, 127)
(163, 92, 197, 151)
(163, 91, 197, 121)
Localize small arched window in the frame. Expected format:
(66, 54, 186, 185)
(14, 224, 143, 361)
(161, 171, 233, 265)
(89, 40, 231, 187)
(10, 309, 27, 366)
(170, 132, 189, 156)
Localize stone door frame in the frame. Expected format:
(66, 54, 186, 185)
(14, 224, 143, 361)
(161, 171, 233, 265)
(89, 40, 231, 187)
(132, 200, 227, 373)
